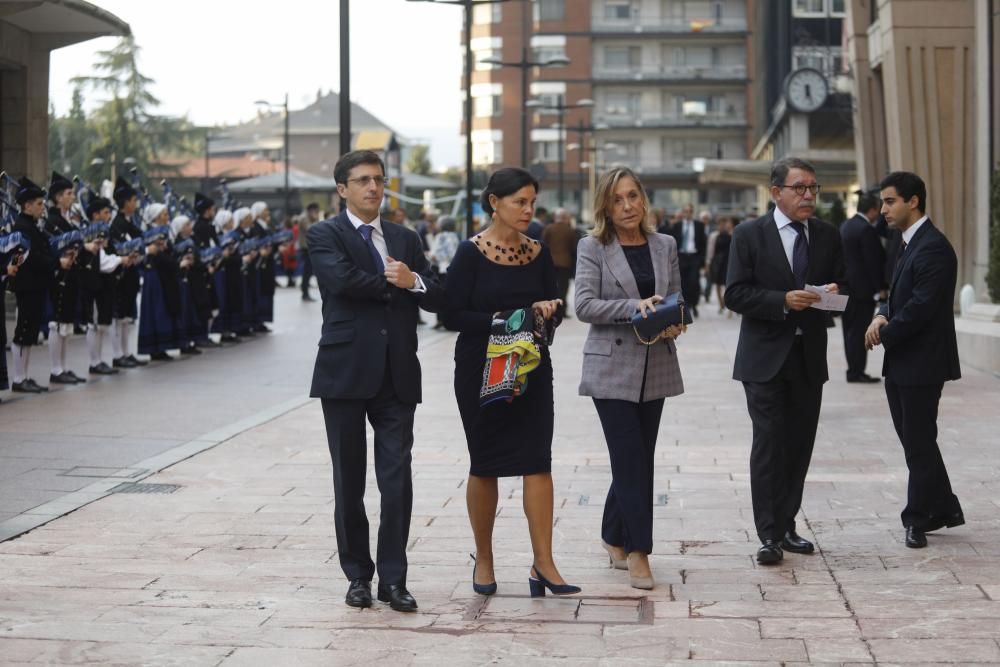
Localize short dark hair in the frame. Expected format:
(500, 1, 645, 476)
(480, 167, 538, 216)
(334, 150, 385, 185)
(306, 202, 320, 211)
(770, 157, 817, 187)
(856, 189, 880, 214)
(879, 171, 926, 213)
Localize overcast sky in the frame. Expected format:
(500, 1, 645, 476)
(48, 0, 464, 169)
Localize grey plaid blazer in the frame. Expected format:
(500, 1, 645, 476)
(575, 233, 685, 402)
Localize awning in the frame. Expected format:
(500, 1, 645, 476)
(0, 0, 130, 47)
(354, 130, 391, 151)
(227, 169, 336, 193)
(698, 157, 858, 189)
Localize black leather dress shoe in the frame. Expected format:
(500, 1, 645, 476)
(126, 354, 148, 366)
(50, 372, 76, 385)
(150, 352, 172, 361)
(113, 356, 136, 369)
(11, 380, 43, 394)
(345, 579, 372, 608)
(781, 530, 815, 554)
(377, 584, 418, 612)
(905, 526, 928, 548)
(847, 373, 881, 383)
(756, 540, 784, 565)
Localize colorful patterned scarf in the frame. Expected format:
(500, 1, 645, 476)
(479, 308, 543, 406)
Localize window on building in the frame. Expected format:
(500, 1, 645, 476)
(792, 46, 843, 78)
(534, 140, 560, 163)
(532, 35, 567, 64)
(472, 2, 502, 24)
(474, 95, 502, 118)
(474, 47, 502, 71)
(604, 45, 641, 68)
(535, 0, 565, 22)
(604, 0, 634, 20)
(793, 0, 825, 16)
(830, 0, 846, 16)
(604, 92, 640, 116)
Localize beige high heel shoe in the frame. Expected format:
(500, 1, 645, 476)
(627, 551, 654, 590)
(601, 541, 628, 570)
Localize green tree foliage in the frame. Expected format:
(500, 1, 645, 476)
(48, 36, 200, 184)
(406, 144, 432, 175)
(987, 167, 1000, 303)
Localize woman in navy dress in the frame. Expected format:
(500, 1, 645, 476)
(444, 167, 579, 598)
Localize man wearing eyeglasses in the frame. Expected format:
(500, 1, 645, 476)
(307, 150, 445, 613)
(725, 157, 846, 565)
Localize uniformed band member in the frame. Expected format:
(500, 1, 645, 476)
(137, 216, 181, 361)
(45, 172, 77, 236)
(1, 231, 30, 397)
(79, 196, 124, 375)
(109, 177, 147, 369)
(47, 230, 87, 384)
(10, 177, 60, 393)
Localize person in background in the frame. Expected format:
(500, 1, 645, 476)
(541, 207, 578, 318)
(840, 189, 885, 383)
(700, 210, 715, 303)
(708, 216, 735, 314)
(9, 177, 57, 393)
(430, 215, 460, 330)
(298, 203, 322, 301)
(667, 204, 706, 318)
(109, 177, 146, 369)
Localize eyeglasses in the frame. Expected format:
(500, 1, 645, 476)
(346, 176, 387, 188)
(779, 183, 821, 196)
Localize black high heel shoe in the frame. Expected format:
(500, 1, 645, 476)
(471, 553, 497, 596)
(528, 564, 581, 598)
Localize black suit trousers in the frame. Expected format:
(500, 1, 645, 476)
(320, 358, 415, 585)
(742, 338, 823, 543)
(593, 397, 665, 554)
(841, 297, 875, 379)
(678, 253, 701, 309)
(884, 379, 962, 529)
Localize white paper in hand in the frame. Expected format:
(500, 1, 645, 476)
(805, 284, 849, 312)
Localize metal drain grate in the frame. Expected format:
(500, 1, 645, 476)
(656, 493, 669, 506)
(110, 482, 182, 494)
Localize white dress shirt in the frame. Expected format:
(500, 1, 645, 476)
(681, 219, 697, 254)
(773, 206, 810, 334)
(345, 208, 425, 293)
(901, 215, 928, 246)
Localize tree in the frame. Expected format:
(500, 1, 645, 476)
(406, 144, 432, 175)
(987, 167, 1000, 303)
(68, 36, 199, 181)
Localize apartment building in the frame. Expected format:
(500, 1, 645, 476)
(465, 0, 755, 216)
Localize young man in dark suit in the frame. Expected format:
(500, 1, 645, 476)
(865, 171, 963, 549)
(307, 150, 444, 612)
(726, 157, 845, 564)
(840, 189, 885, 383)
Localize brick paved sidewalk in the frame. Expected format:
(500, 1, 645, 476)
(1, 307, 998, 665)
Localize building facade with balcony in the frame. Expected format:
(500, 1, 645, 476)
(463, 0, 756, 217)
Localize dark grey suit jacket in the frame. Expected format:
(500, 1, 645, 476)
(725, 211, 846, 385)
(307, 211, 444, 403)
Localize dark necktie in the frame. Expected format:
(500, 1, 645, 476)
(358, 224, 384, 273)
(790, 221, 808, 289)
(893, 241, 908, 278)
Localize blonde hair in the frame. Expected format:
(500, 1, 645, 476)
(590, 167, 655, 245)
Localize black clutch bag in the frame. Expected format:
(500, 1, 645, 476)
(630, 292, 692, 345)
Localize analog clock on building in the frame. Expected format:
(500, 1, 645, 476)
(785, 67, 829, 113)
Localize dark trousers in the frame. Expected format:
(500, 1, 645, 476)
(593, 397, 665, 554)
(678, 253, 701, 309)
(320, 363, 415, 585)
(299, 250, 313, 295)
(885, 379, 962, 529)
(742, 338, 823, 543)
(841, 297, 875, 379)
(554, 266, 572, 316)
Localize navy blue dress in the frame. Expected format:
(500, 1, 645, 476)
(443, 239, 559, 477)
(137, 254, 180, 355)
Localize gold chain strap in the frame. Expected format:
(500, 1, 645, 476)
(631, 304, 684, 346)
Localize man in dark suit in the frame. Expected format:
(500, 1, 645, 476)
(865, 171, 963, 549)
(668, 204, 706, 317)
(307, 150, 444, 612)
(840, 189, 885, 383)
(726, 157, 845, 564)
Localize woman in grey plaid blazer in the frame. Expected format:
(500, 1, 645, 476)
(575, 167, 686, 590)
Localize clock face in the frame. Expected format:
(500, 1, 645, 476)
(786, 68, 829, 113)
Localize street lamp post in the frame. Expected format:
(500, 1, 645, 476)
(407, 0, 516, 239)
(255, 95, 291, 219)
(525, 95, 593, 207)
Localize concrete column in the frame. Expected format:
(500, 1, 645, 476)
(973, 0, 995, 301)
